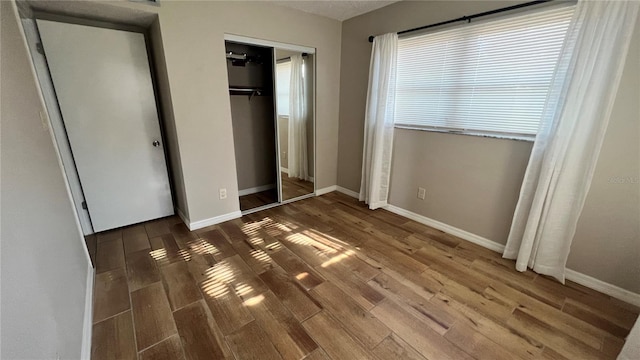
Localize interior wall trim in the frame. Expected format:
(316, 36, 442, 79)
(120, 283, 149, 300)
(336, 186, 360, 199)
(385, 204, 506, 253)
(187, 211, 242, 231)
(383, 203, 640, 307)
(564, 269, 640, 308)
(316, 185, 337, 196)
(238, 183, 276, 197)
(81, 266, 95, 360)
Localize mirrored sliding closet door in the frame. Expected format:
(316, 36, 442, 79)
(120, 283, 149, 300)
(275, 49, 315, 202)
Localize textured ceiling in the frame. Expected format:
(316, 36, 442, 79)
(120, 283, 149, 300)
(271, 0, 400, 21)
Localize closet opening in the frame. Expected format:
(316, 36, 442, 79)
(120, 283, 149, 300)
(226, 41, 279, 211)
(224, 35, 317, 214)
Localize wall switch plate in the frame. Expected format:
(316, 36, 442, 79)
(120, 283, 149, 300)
(417, 187, 426, 200)
(219, 188, 227, 199)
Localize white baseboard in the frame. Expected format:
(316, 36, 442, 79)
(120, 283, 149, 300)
(238, 184, 275, 197)
(176, 207, 189, 229)
(81, 265, 95, 359)
(565, 269, 640, 307)
(385, 204, 505, 253)
(316, 185, 337, 196)
(188, 211, 242, 231)
(384, 203, 640, 306)
(336, 186, 359, 198)
(280, 166, 288, 174)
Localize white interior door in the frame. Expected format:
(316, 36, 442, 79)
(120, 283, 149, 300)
(37, 19, 174, 232)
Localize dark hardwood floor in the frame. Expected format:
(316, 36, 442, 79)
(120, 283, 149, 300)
(86, 191, 639, 360)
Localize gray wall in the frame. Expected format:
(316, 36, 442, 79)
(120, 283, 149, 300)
(149, 19, 190, 218)
(1, 1, 92, 358)
(339, 1, 640, 293)
(389, 130, 532, 243)
(230, 95, 278, 191)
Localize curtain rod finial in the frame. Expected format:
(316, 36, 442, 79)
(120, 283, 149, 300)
(368, 35, 374, 43)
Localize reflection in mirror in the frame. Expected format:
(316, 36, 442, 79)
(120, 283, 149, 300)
(275, 49, 315, 201)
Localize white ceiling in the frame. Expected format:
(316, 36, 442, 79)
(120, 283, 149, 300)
(271, 0, 400, 21)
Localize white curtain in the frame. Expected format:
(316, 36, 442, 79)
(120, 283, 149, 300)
(504, 0, 639, 282)
(359, 33, 398, 209)
(288, 54, 308, 180)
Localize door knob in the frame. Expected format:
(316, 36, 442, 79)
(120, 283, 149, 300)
(153, 140, 161, 147)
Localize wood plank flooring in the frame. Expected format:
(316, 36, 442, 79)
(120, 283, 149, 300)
(239, 188, 278, 211)
(90, 192, 638, 360)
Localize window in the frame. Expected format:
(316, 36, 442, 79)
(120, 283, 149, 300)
(276, 61, 291, 116)
(394, 4, 575, 139)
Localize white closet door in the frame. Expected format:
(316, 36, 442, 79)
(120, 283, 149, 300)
(37, 19, 173, 232)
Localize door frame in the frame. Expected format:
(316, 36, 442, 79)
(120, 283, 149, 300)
(20, 11, 174, 235)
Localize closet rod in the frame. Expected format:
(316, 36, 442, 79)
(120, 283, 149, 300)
(229, 87, 265, 101)
(367, 0, 552, 42)
(229, 87, 262, 93)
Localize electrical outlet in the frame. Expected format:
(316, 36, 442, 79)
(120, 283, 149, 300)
(417, 187, 426, 200)
(219, 188, 227, 200)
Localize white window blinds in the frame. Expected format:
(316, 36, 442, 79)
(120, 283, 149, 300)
(276, 61, 291, 116)
(394, 4, 575, 138)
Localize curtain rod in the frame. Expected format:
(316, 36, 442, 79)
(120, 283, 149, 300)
(368, 0, 552, 43)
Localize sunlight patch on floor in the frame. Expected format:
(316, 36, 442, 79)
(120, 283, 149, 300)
(234, 282, 254, 297)
(243, 294, 264, 306)
(248, 237, 265, 247)
(321, 250, 354, 268)
(201, 260, 240, 298)
(266, 242, 282, 251)
(149, 248, 167, 261)
(306, 229, 354, 249)
(296, 272, 309, 280)
(178, 248, 192, 262)
(250, 249, 271, 264)
(285, 233, 338, 255)
(205, 261, 236, 284)
(201, 278, 229, 298)
(188, 239, 220, 256)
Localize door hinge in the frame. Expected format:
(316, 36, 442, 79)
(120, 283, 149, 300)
(36, 43, 44, 55)
(82, 201, 88, 210)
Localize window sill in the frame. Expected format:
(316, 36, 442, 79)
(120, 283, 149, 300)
(394, 125, 535, 142)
